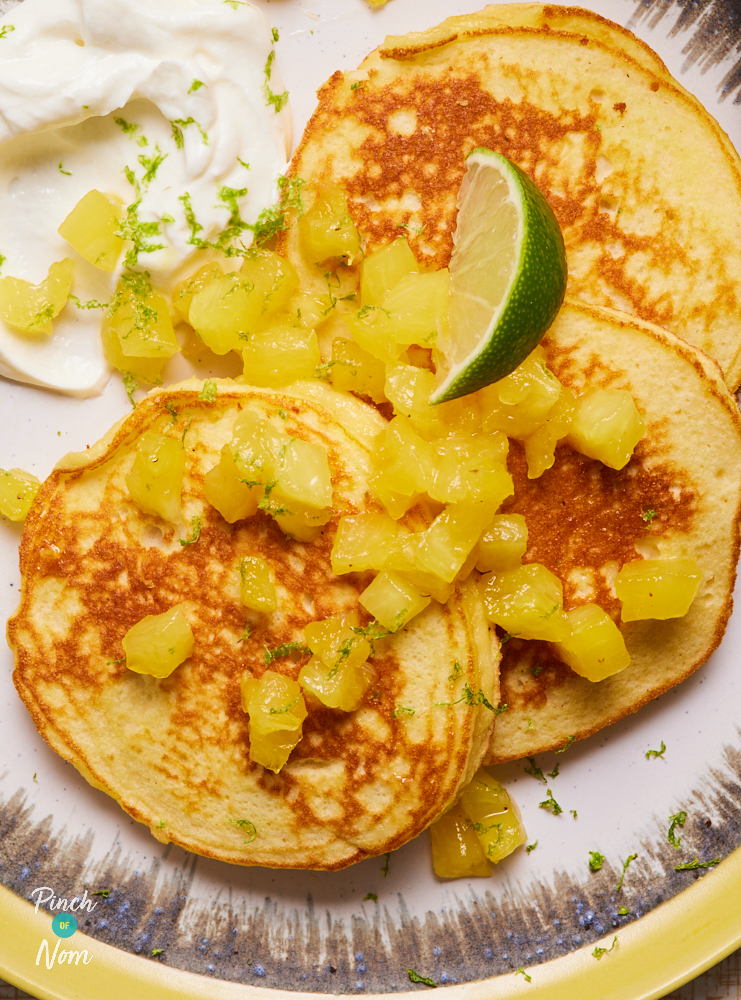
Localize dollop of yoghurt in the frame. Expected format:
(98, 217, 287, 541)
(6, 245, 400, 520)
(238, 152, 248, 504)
(0, 0, 290, 395)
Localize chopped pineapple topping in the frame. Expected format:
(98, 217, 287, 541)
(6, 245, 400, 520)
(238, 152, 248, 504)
(552, 604, 631, 682)
(298, 184, 361, 264)
(239, 556, 277, 612)
(615, 557, 701, 622)
(430, 770, 526, 877)
(58, 189, 125, 272)
(105, 273, 180, 361)
(360, 237, 418, 307)
(476, 514, 528, 573)
(329, 338, 386, 403)
(299, 611, 375, 711)
(482, 563, 569, 642)
(0, 259, 74, 335)
(125, 428, 185, 523)
(242, 322, 321, 387)
(123, 604, 194, 678)
(331, 512, 398, 575)
(479, 346, 561, 439)
(359, 570, 431, 632)
(241, 670, 307, 772)
(460, 769, 528, 864)
(0, 467, 40, 521)
(567, 387, 646, 470)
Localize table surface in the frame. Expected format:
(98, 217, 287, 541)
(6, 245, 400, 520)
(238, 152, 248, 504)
(3, 950, 741, 1000)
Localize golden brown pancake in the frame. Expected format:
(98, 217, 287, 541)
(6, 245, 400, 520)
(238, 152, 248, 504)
(8, 379, 498, 869)
(485, 300, 741, 762)
(282, 3, 741, 390)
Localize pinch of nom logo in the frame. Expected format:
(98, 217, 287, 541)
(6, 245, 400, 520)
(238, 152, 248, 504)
(31, 886, 97, 969)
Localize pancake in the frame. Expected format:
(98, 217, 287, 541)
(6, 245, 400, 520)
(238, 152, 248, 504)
(281, 3, 741, 390)
(8, 379, 499, 869)
(485, 299, 741, 762)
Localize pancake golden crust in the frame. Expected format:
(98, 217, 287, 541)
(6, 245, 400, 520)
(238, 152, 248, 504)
(283, 4, 741, 389)
(9, 380, 498, 869)
(486, 300, 741, 763)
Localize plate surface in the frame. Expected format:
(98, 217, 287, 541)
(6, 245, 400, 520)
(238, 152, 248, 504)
(0, 1, 740, 998)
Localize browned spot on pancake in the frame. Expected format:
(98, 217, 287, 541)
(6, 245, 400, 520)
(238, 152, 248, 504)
(613, 101, 627, 115)
(499, 438, 698, 711)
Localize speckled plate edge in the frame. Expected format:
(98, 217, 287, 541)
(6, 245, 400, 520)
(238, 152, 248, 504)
(2, 843, 741, 1000)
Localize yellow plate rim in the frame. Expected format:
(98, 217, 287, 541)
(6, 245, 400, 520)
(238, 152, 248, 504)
(1, 844, 740, 1000)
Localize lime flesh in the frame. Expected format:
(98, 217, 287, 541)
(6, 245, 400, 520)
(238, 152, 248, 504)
(430, 148, 567, 404)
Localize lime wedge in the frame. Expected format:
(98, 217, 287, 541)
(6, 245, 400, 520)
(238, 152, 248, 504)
(430, 148, 567, 404)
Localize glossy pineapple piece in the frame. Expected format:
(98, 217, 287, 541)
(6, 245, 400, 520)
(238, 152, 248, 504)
(552, 603, 630, 681)
(330, 337, 386, 403)
(384, 533, 454, 604)
(0, 259, 74, 334)
(298, 184, 361, 263)
(188, 270, 258, 354)
(58, 189, 125, 272)
(381, 269, 450, 348)
(359, 570, 431, 632)
(431, 433, 511, 506)
(241, 322, 321, 387)
(241, 669, 307, 772)
(125, 429, 185, 523)
(384, 364, 442, 437)
(172, 262, 222, 324)
(482, 563, 569, 641)
(107, 275, 180, 359)
(100, 319, 167, 384)
(203, 447, 263, 523)
(476, 514, 528, 573)
(0, 467, 40, 521)
(345, 304, 404, 366)
(615, 558, 700, 621)
(239, 249, 299, 321)
(567, 388, 646, 470)
(239, 556, 277, 612)
(374, 415, 436, 498)
(299, 611, 374, 711)
(123, 604, 194, 678)
(523, 385, 577, 479)
(415, 502, 500, 584)
(480, 346, 562, 440)
(273, 437, 332, 511)
(429, 802, 491, 878)
(361, 237, 419, 306)
(331, 512, 398, 574)
(460, 769, 527, 864)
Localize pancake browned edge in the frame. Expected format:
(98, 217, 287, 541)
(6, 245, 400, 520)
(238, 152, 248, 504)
(280, 3, 741, 390)
(486, 299, 741, 762)
(7, 380, 498, 870)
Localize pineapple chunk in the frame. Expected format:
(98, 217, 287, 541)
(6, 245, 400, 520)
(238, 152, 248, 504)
(239, 556, 277, 612)
(431, 434, 511, 506)
(429, 802, 491, 878)
(384, 364, 442, 437)
(331, 512, 398, 574)
(359, 570, 431, 632)
(615, 558, 700, 621)
(482, 563, 569, 641)
(361, 237, 418, 307)
(107, 274, 180, 359)
(330, 338, 386, 403)
(242, 323, 321, 387)
(239, 249, 299, 320)
(415, 502, 499, 584)
(125, 429, 185, 523)
(0, 467, 40, 521)
(374, 415, 436, 498)
(345, 304, 405, 365)
(460, 770, 527, 864)
(188, 270, 258, 355)
(480, 346, 562, 439)
(476, 514, 528, 573)
(367, 472, 421, 520)
(58, 189, 125, 272)
(273, 437, 332, 511)
(381, 269, 450, 347)
(299, 611, 374, 711)
(567, 388, 646, 470)
(552, 603, 630, 681)
(241, 669, 307, 772)
(299, 184, 361, 263)
(0, 259, 74, 335)
(123, 604, 194, 678)
(203, 447, 263, 523)
(385, 533, 455, 604)
(100, 319, 167, 384)
(172, 262, 222, 324)
(523, 386, 577, 479)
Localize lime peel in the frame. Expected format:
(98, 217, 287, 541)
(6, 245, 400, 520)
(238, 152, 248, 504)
(430, 148, 567, 404)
